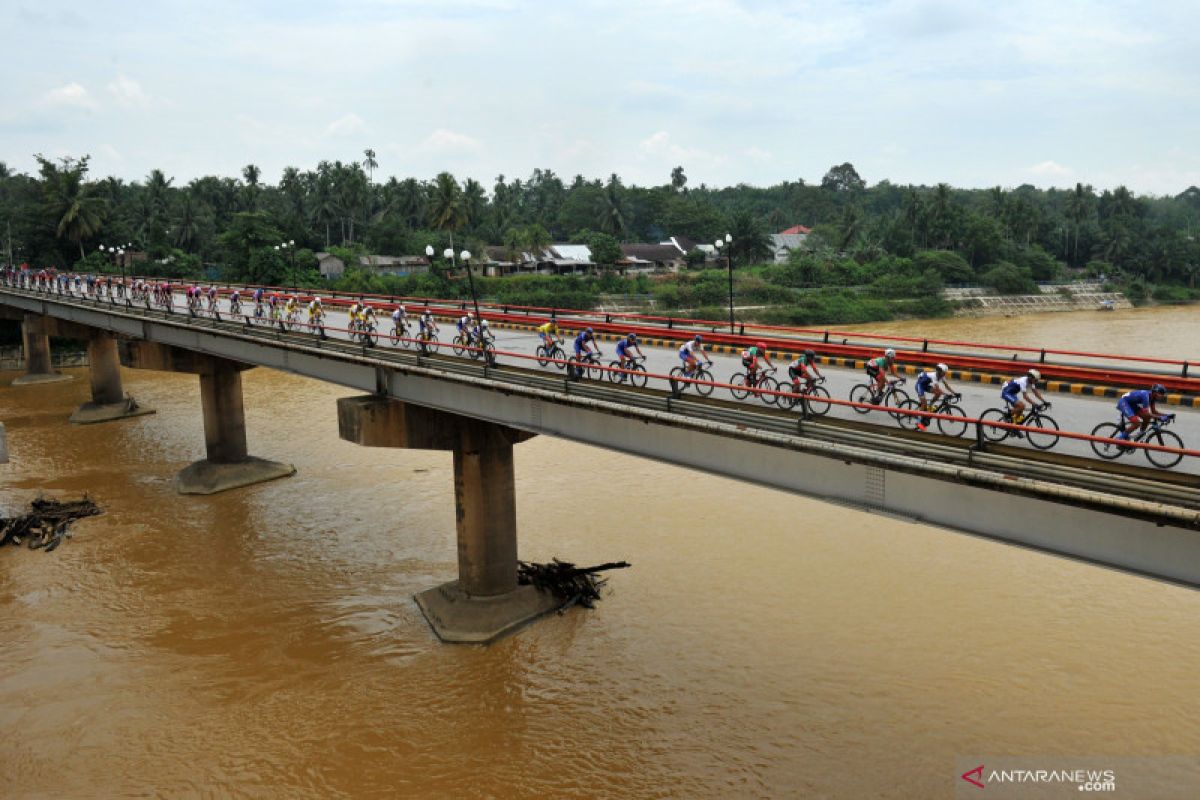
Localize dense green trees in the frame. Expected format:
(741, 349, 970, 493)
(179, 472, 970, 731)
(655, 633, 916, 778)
(3, 154, 1200, 304)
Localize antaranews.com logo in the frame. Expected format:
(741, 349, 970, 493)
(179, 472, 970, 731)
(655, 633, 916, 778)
(960, 763, 1116, 792)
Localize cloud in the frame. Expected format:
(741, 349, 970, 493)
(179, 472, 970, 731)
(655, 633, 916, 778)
(1028, 160, 1071, 176)
(40, 82, 96, 110)
(639, 131, 721, 165)
(107, 75, 150, 109)
(324, 113, 368, 137)
(420, 128, 482, 153)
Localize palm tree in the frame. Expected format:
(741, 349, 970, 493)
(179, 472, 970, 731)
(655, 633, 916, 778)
(728, 209, 772, 263)
(598, 174, 628, 237)
(242, 163, 261, 211)
(1066, 183, 1093, 266)
(174, 190, 200, 251)
(363, 149, 378, 183)
(36, 154, 107, 259)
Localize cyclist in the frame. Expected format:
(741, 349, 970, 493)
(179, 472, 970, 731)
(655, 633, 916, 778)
(284, 294, 299, 321)
(206, 285, 219, 311)
(536, 319, 560, 351)
(253, 287, 266, 318)
(268, 292, 282, 320)
(741, 341, 774, 388)
(455, 312, 475, 344)
(418, 307, 438, 341)
(574, 327, 599, 361)
(471, 318, 491, 344)
(362, 303, 378, 330)
(1115, 384, 1171, 441)
(1001, 368, 1047, 427)
(614, 333, 644, 370)
(913, 363, 957, 431)
(307, 296, 325, 324)
(866, 348, 900, 398)
(679, 334, 709, 376)
(348, 299, 364, 330)
(788, 349, 824, 393)
(229, 289, 242, 315)
(391, 304, 407, 335)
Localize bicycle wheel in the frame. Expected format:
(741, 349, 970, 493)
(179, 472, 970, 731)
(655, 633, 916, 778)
(758, 376, 781, 406)
(885, 388, 911, 420)
(628, 363, 648, 389)
(536, 345, 550, 367)
(935, 405, 968, 438)
(550, 347, 566, 369)
(389, 326, 401, 346)
(804, 385, 832, 417)
(849, 384, 875, 414)
(364, 325, 378, 347)
(1089, 422, 1124, 459)
(452, 334, 466, 356)
(729, 372, 751, 400)
(978, 408, 1011, 443)
(1144, 429, 1184, 469)
(895, 398, 922, 430)
(607, 361, 626, 384)
(694, 368, 715, 397)
(1025, 413, 1060, 450)
(669, 366, 685, 395)
(587, 358, 603, 381)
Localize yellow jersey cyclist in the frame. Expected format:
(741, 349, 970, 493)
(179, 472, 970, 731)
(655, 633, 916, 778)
(284, 295, 299, 319)
(307, 297, 325, 323)
(865, 348, 900, 398)
(537, 320, 560, 350)
(362, 303, 379, 329)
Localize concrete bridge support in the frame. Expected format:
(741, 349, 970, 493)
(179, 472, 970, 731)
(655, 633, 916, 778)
(11, 314, 72, 386)
(338, 394, 557, 643)
(121, 341, 295, 494)
(69, 333, 155, 424)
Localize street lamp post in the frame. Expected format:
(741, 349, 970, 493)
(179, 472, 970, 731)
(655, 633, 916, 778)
(715, 233, 734, 334)
(276, 240, 297, 293)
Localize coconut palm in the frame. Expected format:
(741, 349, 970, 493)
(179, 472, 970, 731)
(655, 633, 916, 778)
(36, 154, 107, 259)
(363, 149, 378, 183)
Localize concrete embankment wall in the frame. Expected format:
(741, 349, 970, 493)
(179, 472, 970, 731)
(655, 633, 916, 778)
(945, 282, 1131, 317)
(0, 346, 88, 371)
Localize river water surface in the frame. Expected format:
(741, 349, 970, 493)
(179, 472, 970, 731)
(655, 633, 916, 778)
(2, 309, 1198, 798)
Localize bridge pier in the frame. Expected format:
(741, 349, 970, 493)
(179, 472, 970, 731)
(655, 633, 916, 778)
(120, 341, 295, 494)
(338, 395, 557, 643)
(69, 333, 155, 424)
(11, 314, 72, 386)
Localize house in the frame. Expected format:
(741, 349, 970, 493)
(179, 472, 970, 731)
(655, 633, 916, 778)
(316, 252, 430, 279)
(769, 225, 811, 263)
(619, 243, 687, 272)
(481, 244, 595, 276)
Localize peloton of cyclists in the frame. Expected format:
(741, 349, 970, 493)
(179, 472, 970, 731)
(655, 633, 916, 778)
(1115, 384, 1171, 441)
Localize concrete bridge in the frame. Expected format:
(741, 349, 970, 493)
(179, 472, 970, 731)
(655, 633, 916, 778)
(2, 283, 1198, 643)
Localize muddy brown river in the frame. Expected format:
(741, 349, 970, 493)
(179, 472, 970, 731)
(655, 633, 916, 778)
(2, 308, 1198, 798)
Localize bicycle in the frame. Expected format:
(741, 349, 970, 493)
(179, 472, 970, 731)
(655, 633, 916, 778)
(451, 330, 472, 357)
(467, 330, 496, 362)
(669, 360, 715, 397)
(283, 308, 300, 331)
(388, 320, 411, 347)
(978, 402, 1060, 450)
(607, 356, 648, 388)
(416, 327, 439, 354)
(1089, 413, 1183, 469)
(568, 350, 604, 381)
(229, 297, 243, 319)
(729, 366, 782, 406)
(780, 376, 832, 416)
(307, 312, 326, 338)
(536, 338, 567, 369)
(896, 392, 968, 436)
(349, 318, 378, 347)
(848, 378, 910, 421)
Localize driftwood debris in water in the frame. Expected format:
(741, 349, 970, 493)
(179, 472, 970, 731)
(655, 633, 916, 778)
(517, 558, 631, 610)
(0, 496, 102, 552)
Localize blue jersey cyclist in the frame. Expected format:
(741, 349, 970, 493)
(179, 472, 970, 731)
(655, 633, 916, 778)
(915, 363, 956, 411)
(679, 335, 709, 375)
(574, 327, 599, 359)
(614, 333, 644, 369)
(1115, 384, 1170, 441)
(1001, 369, 1047, 427)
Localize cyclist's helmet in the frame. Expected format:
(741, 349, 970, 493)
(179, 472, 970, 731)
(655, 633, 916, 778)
(1152, 383, 1167, 396)
(314, 297, 322, 304)
(756, 341, 766, 350)
(627, 333, 637, 342)
(695, 335, 703, 343)
(885, 348, 896, 358)
(936, 362, 948, 374)
(586, 327, 593, 335)
(481, 320, 489, 328)
(1027, 368, 1041, 382)
(804, 349, 816, 360)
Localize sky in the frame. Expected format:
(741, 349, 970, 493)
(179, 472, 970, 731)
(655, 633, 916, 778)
(2, 0, 1198, 195)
